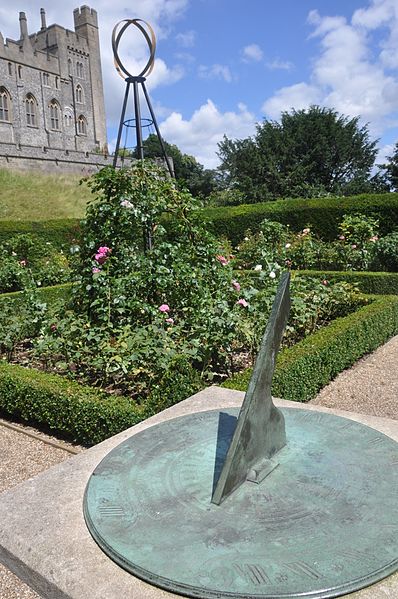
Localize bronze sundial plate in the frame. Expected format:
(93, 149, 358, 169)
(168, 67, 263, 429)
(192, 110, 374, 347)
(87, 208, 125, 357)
(84, 408, 398, 598)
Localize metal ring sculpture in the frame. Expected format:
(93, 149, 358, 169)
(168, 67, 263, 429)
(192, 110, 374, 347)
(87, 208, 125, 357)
(112, 19, 156, 79)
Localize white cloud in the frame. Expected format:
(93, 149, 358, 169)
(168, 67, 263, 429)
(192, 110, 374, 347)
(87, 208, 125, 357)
(176, 30, 195, 47)
(262, 0, 398, 139)
(159, 100, 256, 168)
(376, 142, 395, 166)
(198, 64, 233, 83)
(262, 83, 321, 119)
(242, 43, 263, 63)
(266, 59, 294, 71)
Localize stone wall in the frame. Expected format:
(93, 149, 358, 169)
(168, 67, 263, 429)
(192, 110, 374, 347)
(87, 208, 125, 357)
(0, 141, 122, 175)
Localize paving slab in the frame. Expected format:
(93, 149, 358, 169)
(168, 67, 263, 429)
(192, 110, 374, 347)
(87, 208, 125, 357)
(0, 385, 397, 599)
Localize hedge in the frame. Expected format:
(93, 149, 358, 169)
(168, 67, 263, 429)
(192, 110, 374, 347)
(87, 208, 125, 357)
(0, 219, 81, 248)
(0, 355, 202, 446)
(202, 193, 398, 245)
(0, 283, 72, 311)
(237, 270, 398, 296)
(223, 294, 398, 402)
(292, 270, 398, 295)
(2, 192, 398, 250)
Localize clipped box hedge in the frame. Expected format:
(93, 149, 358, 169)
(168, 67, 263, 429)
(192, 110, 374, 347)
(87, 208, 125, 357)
(223, 294, 398, 402)
(202, 193, 398, 245)
(292, 270, 398, 295)
(238, 269, 398, 296)
(0, 219, 81, 248)
(0, 283, 72, 310)
(0, 364, 146, 446)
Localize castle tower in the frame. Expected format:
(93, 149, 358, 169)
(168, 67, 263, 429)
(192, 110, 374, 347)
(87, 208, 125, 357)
(73, 6, 107, 152)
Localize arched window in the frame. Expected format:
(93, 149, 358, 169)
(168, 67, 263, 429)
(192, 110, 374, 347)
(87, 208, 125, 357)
(25, 94, 38, 126)
(75, 84, 83, 103)
(55, 77, 59, 90)
(8, 62, 12, 75)
(77, 115, 87, 135)
(64, 107, 73, 128)
(18, 65, 22, 78)
(49, 99, 61, 131)
(76, 61, 83, 78)
(68, 59, 72, 76)
(0, 88, 11, 122)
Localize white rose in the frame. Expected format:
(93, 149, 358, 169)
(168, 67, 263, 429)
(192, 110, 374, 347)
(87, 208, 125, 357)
(254, 264, 263, 271)
(269, 271, 276, 279)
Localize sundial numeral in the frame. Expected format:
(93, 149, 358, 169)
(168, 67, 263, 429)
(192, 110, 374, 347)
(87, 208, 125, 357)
(340, 549, 370, 563)
(284, 561, 321, 580)
(367, 436, 385, 445)
(233, 563, 271, 586)
(98, 503, 125, 517)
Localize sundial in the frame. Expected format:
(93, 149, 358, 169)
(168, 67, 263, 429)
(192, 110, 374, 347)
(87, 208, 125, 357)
(84, 272, 398, 598)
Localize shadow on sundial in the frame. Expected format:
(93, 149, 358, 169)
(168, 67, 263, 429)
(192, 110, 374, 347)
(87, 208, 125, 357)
(212, 412, 237, 495)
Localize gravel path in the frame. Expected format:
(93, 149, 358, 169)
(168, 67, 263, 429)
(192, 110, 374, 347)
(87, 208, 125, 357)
(0, 335, 397, 598)
(0, 419, 83, 599)
(310, 334, 398, 419)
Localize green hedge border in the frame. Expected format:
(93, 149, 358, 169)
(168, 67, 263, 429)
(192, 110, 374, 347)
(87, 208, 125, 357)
(1, 192, 398, 249)
(292, 270, 398, 295)
(202, 193, 398, 245)
(0, 219, 81, 248)
(0, 283, 72, 310)
(223, 294, 398, 402)
(237, 270, 398, 295)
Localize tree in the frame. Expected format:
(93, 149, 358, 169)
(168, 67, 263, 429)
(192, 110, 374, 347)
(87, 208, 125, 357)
(134, 134, 219, 198)
(379, 142, 398, 191)
(217, 106, 379, 201)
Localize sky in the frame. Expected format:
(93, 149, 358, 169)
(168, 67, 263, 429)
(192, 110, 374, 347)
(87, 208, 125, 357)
(1, 0, 398, 168)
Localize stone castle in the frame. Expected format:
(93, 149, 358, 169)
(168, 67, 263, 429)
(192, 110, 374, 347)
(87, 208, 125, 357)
(0, 6, 112, 173)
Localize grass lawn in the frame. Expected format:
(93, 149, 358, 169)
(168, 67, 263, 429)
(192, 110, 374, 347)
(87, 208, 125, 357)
(0, 168, 93, 220)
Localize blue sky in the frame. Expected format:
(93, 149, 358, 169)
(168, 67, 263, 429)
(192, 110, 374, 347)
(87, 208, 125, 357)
(1, 0, 398, 168)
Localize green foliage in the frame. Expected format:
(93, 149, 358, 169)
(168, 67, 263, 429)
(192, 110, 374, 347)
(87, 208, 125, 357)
(235, 214, 385, 273)
(202, 192, 398, 245)
(36, 161, 241, 394)
(218, 106, 378, 201)
(374, 231, 398, 271)
(379, 142, 398, 191)
(0, 234, 72, 293)
(0, 287, 48, 360)
(224, 294, 398, 401)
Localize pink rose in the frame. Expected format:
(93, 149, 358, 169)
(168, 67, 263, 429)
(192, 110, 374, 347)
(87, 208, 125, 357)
(237, 298, 249, 307)
(97, 246, 111, 255)
(351, 244, 357, 249)
(322, 279, 329, 286)
(216, 255, 229, 266)
(95, 254, 107, 264)
(92, 267, 101, 274)
(159, 304, 170, 313)
(19, 260, 27, 267)
(232, 280, 241, 292)
(50, 323, 57, 332)
(339, 235, 345, 240)
(165, 317, 174, 324)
